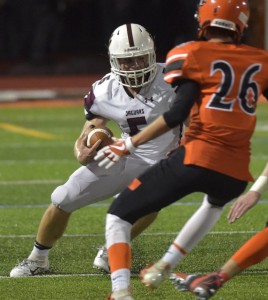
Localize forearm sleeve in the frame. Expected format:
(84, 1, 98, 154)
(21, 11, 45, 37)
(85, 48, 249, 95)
(163, 80, 200, 128)
(263, 88, 268, 101)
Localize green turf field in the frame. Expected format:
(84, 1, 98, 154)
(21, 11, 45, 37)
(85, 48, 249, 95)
(1, 102, 268, 299)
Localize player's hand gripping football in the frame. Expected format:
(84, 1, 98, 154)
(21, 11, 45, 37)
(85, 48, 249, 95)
(75, 132, 102, 165)
(94, 137, 136, 169)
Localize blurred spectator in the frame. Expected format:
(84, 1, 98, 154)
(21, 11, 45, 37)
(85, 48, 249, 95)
(1, 0, 65, 65)
(97, 0, 198, 61)
(29, 0, 66, 65)
(152, 0, 199, 58)
(98, 0, 134, 48)
(0, 0, 199, 74)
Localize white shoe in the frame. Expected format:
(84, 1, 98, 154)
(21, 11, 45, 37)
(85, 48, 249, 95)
(93, 246, 110, 273)
(10, 258, 49, 277)
(140, 260, 171, 289)
(108, 289, 134, 300)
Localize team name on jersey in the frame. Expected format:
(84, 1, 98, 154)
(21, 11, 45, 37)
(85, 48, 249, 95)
(126, 109, 145, 116)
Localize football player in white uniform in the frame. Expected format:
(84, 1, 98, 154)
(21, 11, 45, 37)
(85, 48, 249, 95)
(10, 23, 182, 277)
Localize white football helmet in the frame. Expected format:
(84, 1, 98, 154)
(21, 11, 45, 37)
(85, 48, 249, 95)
(108, 23, 157, 88)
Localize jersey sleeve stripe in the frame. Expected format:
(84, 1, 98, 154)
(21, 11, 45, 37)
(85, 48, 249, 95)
(84, 88, 95, 109)
(164, 71, 182, 83)
(165, 60, 184, 74)
(166, 53, 188, 64)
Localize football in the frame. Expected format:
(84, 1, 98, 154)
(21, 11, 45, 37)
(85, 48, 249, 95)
(86, 125, 113, 150)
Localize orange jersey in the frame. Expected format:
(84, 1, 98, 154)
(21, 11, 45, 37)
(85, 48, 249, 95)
(164, 41, 268, 181)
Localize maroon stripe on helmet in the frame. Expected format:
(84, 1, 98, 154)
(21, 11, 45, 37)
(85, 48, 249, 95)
(126, 24, 134, 47)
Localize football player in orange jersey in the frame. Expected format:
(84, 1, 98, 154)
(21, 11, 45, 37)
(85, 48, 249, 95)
(171, 162, 268, 299)
(95, 0, 268, 299)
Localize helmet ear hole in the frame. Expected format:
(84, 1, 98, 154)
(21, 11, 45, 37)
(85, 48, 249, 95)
(108, 23, 157, 88)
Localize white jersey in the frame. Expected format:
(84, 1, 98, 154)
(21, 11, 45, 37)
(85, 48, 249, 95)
(51, 64, 183, 212)
(84, 64, 182, 164)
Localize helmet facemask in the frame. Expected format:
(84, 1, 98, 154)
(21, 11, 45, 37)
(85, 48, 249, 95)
(110, 52, 156, 88)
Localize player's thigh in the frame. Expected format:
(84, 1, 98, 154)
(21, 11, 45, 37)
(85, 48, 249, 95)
(109, 149, 191, 222)
(124, 156, 154, 178)
(109, 147, 248, 223)
(51, 162, 131, 212)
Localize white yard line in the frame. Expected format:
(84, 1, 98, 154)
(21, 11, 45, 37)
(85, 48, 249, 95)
(0, 179, 64, 185)
(0, 159, 74, 165)
(0, 230, 259, 239)
(1, 269, 268, 279)
(1, 200, 268, 209)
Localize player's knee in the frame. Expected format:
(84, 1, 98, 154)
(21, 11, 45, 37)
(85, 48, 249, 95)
(51, 185, 74, 212)
(106, 214, 132, 247)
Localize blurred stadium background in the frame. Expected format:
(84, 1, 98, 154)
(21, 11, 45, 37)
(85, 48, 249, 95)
(0, 0, 267, 103)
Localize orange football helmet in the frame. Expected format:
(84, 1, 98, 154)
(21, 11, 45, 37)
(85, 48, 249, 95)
(196, 0, 250, 41)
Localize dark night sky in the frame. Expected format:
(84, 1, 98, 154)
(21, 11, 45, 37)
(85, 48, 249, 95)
(0, 0, 262, 75)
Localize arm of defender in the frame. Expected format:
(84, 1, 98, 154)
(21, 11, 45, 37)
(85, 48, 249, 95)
(94, 80, 200, 169)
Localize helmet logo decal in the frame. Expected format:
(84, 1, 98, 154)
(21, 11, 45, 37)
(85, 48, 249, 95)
(211, 19, 236, 31)
(126, 24, 135, 47)
(124, 47, 140, 52)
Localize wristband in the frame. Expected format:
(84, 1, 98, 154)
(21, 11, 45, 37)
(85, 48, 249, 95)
(250, 175, 268, 195)
(125, 137, 136, 153)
